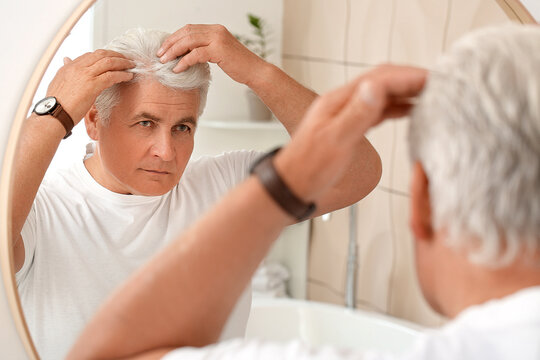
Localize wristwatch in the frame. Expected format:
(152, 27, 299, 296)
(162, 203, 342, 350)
(33, 96, 74, 139)
(250, 147, 316, 221)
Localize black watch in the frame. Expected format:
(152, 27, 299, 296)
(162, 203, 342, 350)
(250, 147, 316, 221)
(33, 96, 74, 139)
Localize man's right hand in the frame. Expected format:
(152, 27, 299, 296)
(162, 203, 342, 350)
(46, 49, 135, 124)
(274, 64, 427, 203)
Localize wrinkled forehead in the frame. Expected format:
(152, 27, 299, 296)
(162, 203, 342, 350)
(116, 78, 201, 112)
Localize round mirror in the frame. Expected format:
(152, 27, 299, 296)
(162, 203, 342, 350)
(0, 1, 535, 359)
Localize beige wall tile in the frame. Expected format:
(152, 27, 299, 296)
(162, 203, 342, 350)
(389, 0, 450, 68)
(347, 0, 395, 65)
(444, 0, 511, 51)
(387, 194, 447, 327)
(307, 281, 345, 306)
(354, 188, 393, 313)
(308, 208, 349, 293)
(345, 64, 373, 79)
(283, 59, 347, 94)
(283, 0, 347, 61)
(389, 119, 412, 195)
(308, 189, 395, 314)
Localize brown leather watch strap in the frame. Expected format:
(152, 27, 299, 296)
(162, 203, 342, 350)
(250, 148, 316, 221)
(51, 103, 74, 139)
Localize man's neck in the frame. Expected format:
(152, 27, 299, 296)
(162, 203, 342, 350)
(439, 249, 540, 318)
(83, 151, 132, 195)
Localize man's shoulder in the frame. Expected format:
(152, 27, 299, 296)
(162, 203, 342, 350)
(39, 160, 88, 198)
(175, 150, 263, 196)
(185, 150, 262, 175)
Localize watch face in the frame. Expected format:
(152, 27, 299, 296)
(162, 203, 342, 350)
(34, 96, 57, 115)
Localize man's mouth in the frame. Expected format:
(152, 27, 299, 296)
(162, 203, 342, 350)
(141, 169, 170, 175)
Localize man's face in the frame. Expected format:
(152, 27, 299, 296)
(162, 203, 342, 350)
(92, 79, 200, 196)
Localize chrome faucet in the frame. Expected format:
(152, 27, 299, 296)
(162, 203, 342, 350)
(345, 203, 358, 309)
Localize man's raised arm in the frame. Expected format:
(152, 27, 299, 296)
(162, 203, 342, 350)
(67, 65, 427, 360)
(157, 24, 386, 217)
(11, 51, 134, 272)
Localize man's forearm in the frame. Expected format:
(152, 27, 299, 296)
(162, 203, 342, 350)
(313, 136, 382, 217)
(247, 62, 318, 135)
(247, 64, 382, 218)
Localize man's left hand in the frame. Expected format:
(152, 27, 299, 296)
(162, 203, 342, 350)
(157, 24, 265, 86)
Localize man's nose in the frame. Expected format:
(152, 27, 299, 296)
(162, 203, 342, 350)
(150, 131, 175, 161)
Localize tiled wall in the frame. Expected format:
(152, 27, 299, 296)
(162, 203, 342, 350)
(281, 0, 526, 327)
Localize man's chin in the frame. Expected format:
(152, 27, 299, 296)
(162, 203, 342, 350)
(128, 181, 177, 196)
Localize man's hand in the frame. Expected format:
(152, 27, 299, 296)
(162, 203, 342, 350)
(46, 49, 135, 124)
(157, 24, 265, 87)
(275, 64, 428, 202)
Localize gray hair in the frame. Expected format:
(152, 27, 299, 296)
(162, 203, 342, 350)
(95, 28, 211, 122)
(409, 24, 540, 267)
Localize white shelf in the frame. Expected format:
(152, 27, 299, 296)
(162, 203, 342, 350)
(199, 119, 285, 131)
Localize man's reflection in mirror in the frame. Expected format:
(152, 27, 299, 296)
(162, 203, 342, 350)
(12, 26, 381, 359)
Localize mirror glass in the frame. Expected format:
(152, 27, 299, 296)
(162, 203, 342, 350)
(8, 0, 535, 359)
(14, 1, 300, 359)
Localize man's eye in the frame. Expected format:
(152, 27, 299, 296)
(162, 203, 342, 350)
(138, 120, 152, 127)
(174, 124, 191, 132)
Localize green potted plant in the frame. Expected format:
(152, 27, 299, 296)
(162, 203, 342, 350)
(235, 14, 272, 60)
(236, 14, 273, 121)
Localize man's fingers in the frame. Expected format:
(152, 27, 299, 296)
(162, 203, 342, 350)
(157, 24, 218, 57)
(160, 33, 210, 64)
(95, 71, 134, 91)
(172, 47, 210, 73)
(89, 57, 136, 76)
(74, 49, 130, 67)
(381, 104, 415, 120)
(378, 66, 427, 98)
(333, 81, 384, 134)
(63, 57, 73, 65)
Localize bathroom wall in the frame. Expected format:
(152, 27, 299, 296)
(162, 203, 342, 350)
(281, 0, 524, 326)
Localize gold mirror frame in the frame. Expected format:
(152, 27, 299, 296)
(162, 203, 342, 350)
(0, 0, 534, 359)
(0, 1, 96, 358)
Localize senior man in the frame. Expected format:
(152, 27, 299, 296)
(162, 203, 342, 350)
(68, 24, 540, 360)
(13, 25, 381, 360)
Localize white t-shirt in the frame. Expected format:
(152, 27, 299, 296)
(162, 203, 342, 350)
(164, 286, 540, 360)
(16, 150, 261, 360)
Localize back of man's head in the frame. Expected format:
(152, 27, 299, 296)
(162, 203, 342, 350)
(95, 28, 211, 122)
(409, 24, 540, 267)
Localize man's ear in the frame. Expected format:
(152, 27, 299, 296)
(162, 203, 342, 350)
(410, 162, 434, 241)
(85, 105, 100, 141)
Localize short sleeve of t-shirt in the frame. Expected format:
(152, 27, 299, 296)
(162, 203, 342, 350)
(187, 150, 262, 189)
(16, 199, 38, 284)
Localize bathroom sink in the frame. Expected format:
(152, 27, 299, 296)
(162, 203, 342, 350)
(245, 298, 423, 355)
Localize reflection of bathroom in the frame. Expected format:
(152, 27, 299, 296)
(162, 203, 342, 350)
(32, 0, 538, 354)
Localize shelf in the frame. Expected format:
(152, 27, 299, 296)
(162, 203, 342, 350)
(199, 119, 285, 131)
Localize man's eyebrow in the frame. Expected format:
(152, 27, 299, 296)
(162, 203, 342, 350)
(179, 117, 197, 127)
(132, 112, 197, 126)
(132, 112, 161, 122)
